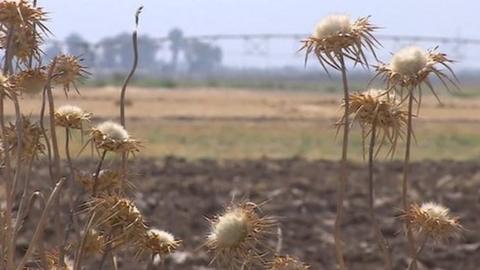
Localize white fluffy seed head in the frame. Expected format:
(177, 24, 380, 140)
(96, 121, 129, 141)
(148, 229, 175, 244)
(56, 104, 84, 116)
(420, 202, 450, 219)
(313, 14, 352, 39)
(390, 46, 427, 75)
(210, 210, 249, 248)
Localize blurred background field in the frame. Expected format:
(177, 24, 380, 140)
(8, 85, 480, 161)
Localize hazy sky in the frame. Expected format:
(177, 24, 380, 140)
(38, 0, 480, 69)
(41, 0, 479, 41)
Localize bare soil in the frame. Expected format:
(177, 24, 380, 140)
(17, 157, 480, 270)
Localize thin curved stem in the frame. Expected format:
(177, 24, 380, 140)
(407, 233, 429, 270)
(92, 150, 107, 197)
(368, 124, 393, 270)
(403, 90, 417, 270)
(334, 54, 349, 270)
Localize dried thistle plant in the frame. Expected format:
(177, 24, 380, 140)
(13, 67, 47, 95)
(80, 229, 107, 255)
(344, 89, 408, 156)
(401, 202, 461, 269)
(1, 24, 43, 64)
(375, 46, 458, 270)
(375, 46, 458, 103)
(78, 169, 131, 195)
(135, 228, 180, 259)
(268, 255, 310, 270)
(51, 54, 89, 95)
(402, 202, 461, 241)
(2, 115, 44, 161)
(205, 202, 276, 269)
(0, 0, 48, 31)
(301, 14, 380, 270)
(91, 121, 140, 155)
(85, 195, 148, 248)
(54, 105, 91, 130)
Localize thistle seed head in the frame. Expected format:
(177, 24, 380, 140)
(341, 89, 408, 156)
(135, 228, 180, 258)
(301, 15, 380, 71)
(1, 24, 43, 64)
(91, 121, 140, 154)
(14, 67, 46, 95)
(375, 46, 458, 102)
(78, 169, 128, 195)
(205, 202, 276, 269)
(54, 104, 91, 129)
(402, 202, 462, 241)
(268, 255, 310, 270)
(390, 46, 427, 76)
(51, 54, 88, 95)
(0, 0, 48, 30)
(87, 195, 148, 247)
(313, 14, 352, 39)
(2, 115, 44, 160)
(81, 229, 106, 255)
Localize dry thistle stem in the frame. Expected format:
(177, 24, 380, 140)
(343, 89, 408, 156)
(268, 255, 310, 270)
(78, 169, 129, 195)
(2, 115, 44, 160)
(91, 121, 140, 154)
(375, 46, 458, 103)
(86, 195, 148, 248)
(301, 14, 379, 71)
(205, 202, 276, 269)
(135, 228, 180, 259)
(54, 104, 91, 130)
(13, 67, 47, 95)
(402, 202, 462, 241)
(51, 54, 88, 94)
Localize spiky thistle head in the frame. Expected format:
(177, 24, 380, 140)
(301, 15, 380, 71)
(375, 46, 458, 102)
(86, 195, 148, 248)
(402, 202, 461, 241)
(54, 104, 91, 129)
(0, 0, 48, 30)
(44, 250, 74, 270)
(2, 115, 44, 160)
(91, 121, 140, 154)
(80, 229, 106, 255)
(135, 228, 181, 259)
(268, 255, 310, 270)
(341, 89, 408, 156)
(205, 202, 276, 269)
(51, 54, 88, 95)
(13, 67, 46, 95)
(78, 169, 129, 195)
(1, 24, 43, 64)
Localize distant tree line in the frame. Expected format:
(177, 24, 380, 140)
(44, 28, 223, 74)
